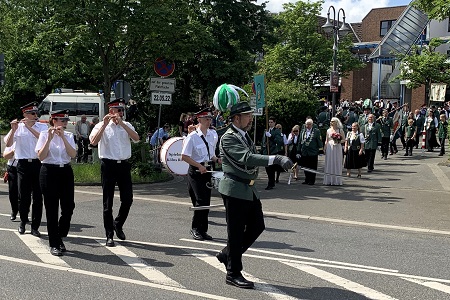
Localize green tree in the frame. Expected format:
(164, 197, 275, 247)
(394, 38, 450, 96)
(260, 1, 363, 86)
(413, 0, 450, 21)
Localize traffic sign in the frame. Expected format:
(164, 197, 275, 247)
(151, 92, 172, 105)
(150, 78, 176, 93)
(154, 57, 175, 77)
(253, 107, 263, 116)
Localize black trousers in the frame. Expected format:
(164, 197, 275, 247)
(7, 165, 19, 214)
(101, 159, 133, 238)
(365, 149, 376, 170)
(17, 159, 43, 229)
(220, 194, 265, 275)
(440, 137, 446, 154)
(405, 138, 414, 155)
(265, 165, 276, 187)
(381, 137, 390, 157)
(301, 155, 318, 184)
(40, 165, 75, 248)
(187, 166, 212, 233)
(77, 137, 90, 163)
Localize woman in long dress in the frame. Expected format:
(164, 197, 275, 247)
(344, 122, 366, 177)
(323, 117, 345, 185)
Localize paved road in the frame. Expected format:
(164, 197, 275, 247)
(0, 149, 449, 299)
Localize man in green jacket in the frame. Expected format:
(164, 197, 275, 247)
(362, 114, 382, 172)
(260, 116, 283, 190)
(297, 118, 323, 185)
(216, 102, 293, 289)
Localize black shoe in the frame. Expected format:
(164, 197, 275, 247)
(106, 237, 115, 247)
(18, 222, 25, 234)
(60, 241, 66, 252)
(307, 182, 314, 185)
(114, 224, 126, 240)
(264, 186, 274, 190)
(384, 156, 387, 160)
(10, 212, 17, 221)
(275, 179, 279, 183)
(301, 181, 308, 184)
(439, 153, 444, 156)
(409, 153, 412, 156)
(50, 247, 62, 256)
(216, 251, 227, 268)
(404, 153, 408, 156)
(31, 229, 41, 237)
(226, 274, 254, 289)
(201, 232, 213, 240)
(368, 169, 373, 173)
(190, 229, 204, 240)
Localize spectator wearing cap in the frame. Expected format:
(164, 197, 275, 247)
(150, 123, 171, 164)
(89, 98, 140, 247)
(35, 110, 76, 256)
(5, 102, 48, 237)
(75, 115, 90, 163)
(181, 107, 220, 241)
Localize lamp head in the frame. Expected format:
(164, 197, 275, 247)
(322, 14, 334, 34)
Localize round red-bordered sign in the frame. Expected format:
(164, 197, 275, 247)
(154, 57, 175, 77)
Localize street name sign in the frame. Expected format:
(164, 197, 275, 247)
(150, 78, 176, 93)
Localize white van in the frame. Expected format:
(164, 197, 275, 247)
(37, 89, 116, 134)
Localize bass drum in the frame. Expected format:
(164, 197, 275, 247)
(160, 137, 189, 175)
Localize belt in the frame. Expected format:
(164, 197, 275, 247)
(101, 158, 128, 164)
(42, 163, 71, 168)
(18, 159, 39, 163)
(224, 173, 255, 186)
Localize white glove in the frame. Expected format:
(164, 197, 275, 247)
(265, 131, 271, 137)
(296, 154, 301, 159)
(389, 134, 393, 142)
(274, 155, 294, 170)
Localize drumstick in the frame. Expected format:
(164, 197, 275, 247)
(195, 170, 215, 173)
(189, 204, 224, 211)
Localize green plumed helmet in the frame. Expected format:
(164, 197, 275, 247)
(213, 84, 249, 112)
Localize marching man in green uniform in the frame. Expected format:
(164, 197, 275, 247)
(298, 118, 323, 185)
(216, 102, 293, 289)
(317, 106, 330, 145)
(378, 109, 393, 160)
(404, 118, 416, 156)
(362, 114, 382, 172)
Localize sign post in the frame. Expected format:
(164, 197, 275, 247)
(150, 58, 176, 167)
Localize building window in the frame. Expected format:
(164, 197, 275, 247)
(380, 20, 396, 36)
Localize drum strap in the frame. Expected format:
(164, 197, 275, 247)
(200, 135, 211, 160)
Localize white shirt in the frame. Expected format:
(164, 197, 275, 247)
(181, 128, 218, 163)
(10, 122, 48, 159)
(35, 131, 76, 165)
(287, 133, 298, 144)
(4, 143, 17, 166)
(89, 120, 136, 160)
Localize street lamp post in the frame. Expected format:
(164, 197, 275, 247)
(322, 6, 350, 116)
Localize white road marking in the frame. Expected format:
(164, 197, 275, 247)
(427, 163, 450, 191)
(403, 278, 450, 294)
(180, 239, 399, 273)
(99, 240, 184, 288)
(0, 254, 236, 300)
(190, 251, 300, 300)
(284, 262, 398, 300)
(16, 232, 70, 267)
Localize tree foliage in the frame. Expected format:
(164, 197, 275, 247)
(260, 1, 364, 86)
(412, 0, 450, 21)
(394, 38, 450, 90)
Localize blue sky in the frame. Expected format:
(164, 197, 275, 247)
(258, 0, 413, 23)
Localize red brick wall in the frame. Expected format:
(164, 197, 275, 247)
(361, 6, 407, 42)
(341, 64, 373, 101)
(411, 85, 426, 109)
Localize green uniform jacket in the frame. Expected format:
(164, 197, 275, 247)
(358, 114, 368, 129)
(379, 117, 393, 138)
(362, 123, 382, 150)
(297, 128, 323, 156)
(261, 127, 283, 155)
(317, 112, 330, 129)
(415, 116, 425, 133)
(219, 126, 270, 201)
(438, 121, 448, 139)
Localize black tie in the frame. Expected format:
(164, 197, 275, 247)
(245, 133, 252, 146)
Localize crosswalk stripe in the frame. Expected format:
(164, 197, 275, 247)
(402, 278, 450, 294)
(99, 240, 184, 288)
(0, 254, 236, 300)
(190, 251, 300, 300)
(16, 232, 70, 267)
(283, 262, 398, 300)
